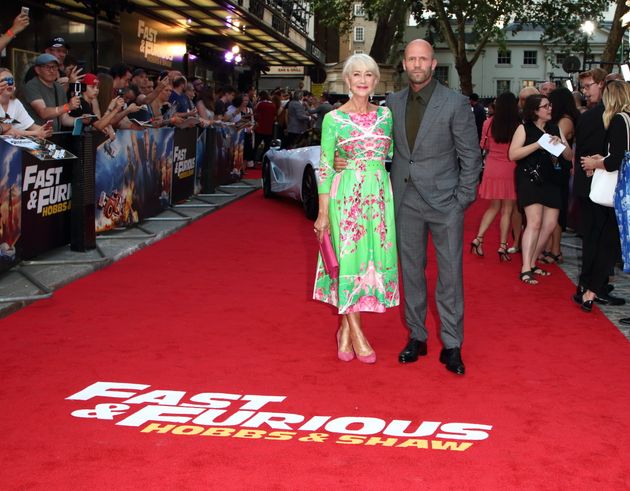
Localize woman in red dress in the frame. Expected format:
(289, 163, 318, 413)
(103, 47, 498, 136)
(470, 92, 520, 261)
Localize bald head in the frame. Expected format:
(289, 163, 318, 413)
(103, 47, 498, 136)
(403, 39, 437, 91)
(605, 72, 623, 82)
(519, 86, 539, 108)
(539, 81, 555, 97)
(405, 39, 435, 60)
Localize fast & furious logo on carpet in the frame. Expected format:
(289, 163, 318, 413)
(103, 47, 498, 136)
(67, 382, 493, 451)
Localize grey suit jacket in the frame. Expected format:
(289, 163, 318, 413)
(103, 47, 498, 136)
(386, 83, 481, 217)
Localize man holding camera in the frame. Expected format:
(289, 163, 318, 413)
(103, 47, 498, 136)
(21, 53, 81, 132)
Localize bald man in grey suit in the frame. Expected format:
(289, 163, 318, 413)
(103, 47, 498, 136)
(391, 40, 481, 375)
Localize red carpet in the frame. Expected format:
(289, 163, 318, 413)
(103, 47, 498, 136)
(1, 192, 630, 489)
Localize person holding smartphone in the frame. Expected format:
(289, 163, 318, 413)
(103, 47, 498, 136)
(0, 10, 30, 54)
(0, 67, 52, 139)
(21, 53, 81, 132)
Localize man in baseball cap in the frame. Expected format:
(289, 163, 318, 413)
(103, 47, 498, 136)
(20, 50, 81, 132)
(82, 73, 99, 87)
(34, 53, 59, 67)
(46, 36, 70, 65)
(24, 36, 74, 85)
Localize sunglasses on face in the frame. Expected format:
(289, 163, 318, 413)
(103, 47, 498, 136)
(1, 77, 14, 86)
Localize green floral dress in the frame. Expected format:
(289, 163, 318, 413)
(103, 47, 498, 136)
(313, 106, 399, 314)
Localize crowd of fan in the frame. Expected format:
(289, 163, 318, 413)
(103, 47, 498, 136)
(468, 70, 629, 324)
(0, 11, 336, 179)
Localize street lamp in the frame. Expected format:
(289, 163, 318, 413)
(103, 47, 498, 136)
(581, 20, 595, 70)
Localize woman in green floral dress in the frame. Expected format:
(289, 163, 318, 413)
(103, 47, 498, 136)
(313, 54, 399, 364)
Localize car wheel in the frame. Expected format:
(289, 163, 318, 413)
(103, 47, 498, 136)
(302, 165, 319, 220)
(262, 158, 273, 198)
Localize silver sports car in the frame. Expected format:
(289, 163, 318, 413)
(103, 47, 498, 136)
(262, 143, 320, 220)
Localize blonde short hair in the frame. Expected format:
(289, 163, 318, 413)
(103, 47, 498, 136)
(342, 54, 380, 84)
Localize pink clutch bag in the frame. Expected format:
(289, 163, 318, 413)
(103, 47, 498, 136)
(319, 232, 339, 279)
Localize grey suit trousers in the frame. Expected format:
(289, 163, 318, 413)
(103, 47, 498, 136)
(397, 181, 464, 348)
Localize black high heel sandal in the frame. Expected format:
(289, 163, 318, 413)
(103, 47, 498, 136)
(572, 292, 593, 312)
(498, 242, 511, 262)
(470, 236, 484, 257)
(541, 251, 564, 264)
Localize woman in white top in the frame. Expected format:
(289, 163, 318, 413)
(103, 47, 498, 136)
(0, 67, 51, 138)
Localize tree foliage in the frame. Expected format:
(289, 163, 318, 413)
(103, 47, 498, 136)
(311, 0, 619, 92)
(311, 0, 413, 63)
(412, 0, 611, 92)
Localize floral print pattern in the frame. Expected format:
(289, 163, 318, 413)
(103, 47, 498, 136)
(313, 107, 399, 314)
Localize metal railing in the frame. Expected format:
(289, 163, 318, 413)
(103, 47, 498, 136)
(248, 0, 312, 34)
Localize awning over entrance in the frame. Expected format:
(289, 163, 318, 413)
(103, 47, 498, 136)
(44, 0, 324, 66)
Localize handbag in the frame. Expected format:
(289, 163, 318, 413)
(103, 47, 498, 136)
(590, 168, 618, 207)
(589, 113, 629, 207)
(318, 232, 339, 279)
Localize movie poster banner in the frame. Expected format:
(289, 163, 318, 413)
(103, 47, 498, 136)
(19, 152, 74, 259)
(0, 139, 22, 272)
(95, 128, 173, 233)
(120, 13, 185, 72)
(212, 123, 236, 186)
(194, 128, 206, 195)
(171, 128, 197, 203)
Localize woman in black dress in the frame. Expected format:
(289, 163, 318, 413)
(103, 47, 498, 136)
(508, 94, 573, 284)
(541, 88, 580, 263)
(576, 80, 630, 311)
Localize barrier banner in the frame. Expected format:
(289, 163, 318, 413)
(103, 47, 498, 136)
(194, 128, 206, 195)
(95, 129, 172, 232)
(19, 151, 74, 259)
(171, 128, 197, 203)
(0, 139, 21, 272)
(212, 124, 236, 185)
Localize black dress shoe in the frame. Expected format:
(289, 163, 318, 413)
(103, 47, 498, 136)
(439, 348, 465, 375)
(607, 284, 615, 294)
(398, 339, 427, 363)
(620, 318, 630, 326)
(572, 293, 593, 312)
(594, 292, 626, 306)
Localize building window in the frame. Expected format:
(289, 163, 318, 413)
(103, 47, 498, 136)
(523, 50, 538, 65)
(354, 26, 364, 42)
(556, 53, 566, 65)
(497, 80, 511, 95)
(497, 50, 511, 64)
(354, 49, 364, 54)
(354, 3, 365, 17)
(434, 66, 449, 85)
(522, 80, 536, 88)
